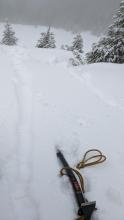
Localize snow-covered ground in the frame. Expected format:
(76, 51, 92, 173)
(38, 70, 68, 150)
(0, 23, 124, 220)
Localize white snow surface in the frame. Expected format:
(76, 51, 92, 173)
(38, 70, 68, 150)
(0, 23, 124, 220)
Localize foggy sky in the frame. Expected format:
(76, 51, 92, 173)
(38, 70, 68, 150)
(0, 0, 121, 32)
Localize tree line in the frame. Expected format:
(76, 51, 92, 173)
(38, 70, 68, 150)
(0, 0, 124, 65)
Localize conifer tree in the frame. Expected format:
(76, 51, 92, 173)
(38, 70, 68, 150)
(69, 50, 84, 66)
(86, 0, 124, 64)
(1, 20, 18, 46)
(62, 33, 83, 54)
(36, 27, 56, 48)
(71, 34, 83, 53)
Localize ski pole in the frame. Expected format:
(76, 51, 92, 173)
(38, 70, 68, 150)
(56, 149, 96, 220)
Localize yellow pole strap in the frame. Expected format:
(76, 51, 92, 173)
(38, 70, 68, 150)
(59, 149, 106, 220)
(60, 167, 85, 193)
(60, 149, 106, 193)
(76, 149, 106, 170)
(76, 216, 85, 220)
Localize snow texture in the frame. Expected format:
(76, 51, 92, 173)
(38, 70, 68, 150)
(0, 23, 124, 220)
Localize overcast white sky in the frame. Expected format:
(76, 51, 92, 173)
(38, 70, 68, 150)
(0, 0, 121, 32)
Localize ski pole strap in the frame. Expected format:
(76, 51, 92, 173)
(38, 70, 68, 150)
(60, 167, 85, 193)
(57, 149, 97, 220)
(76, 149, 106, 170)
(76, 216, 85, 220)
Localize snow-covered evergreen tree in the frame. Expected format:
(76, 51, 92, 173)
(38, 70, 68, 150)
(62, 34, 83, 54)
(71, 34, 83, 53)
(86, 0, 124, 64)
(69, 50, 84, 66)
(1, 20, 18, 46)
(36, 27, 56, 48)
(62, 33, 84, 65)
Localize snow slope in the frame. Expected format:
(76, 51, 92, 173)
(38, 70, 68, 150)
(0, 24, 124, 220)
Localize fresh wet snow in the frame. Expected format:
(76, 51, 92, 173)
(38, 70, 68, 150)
(0, 24, 124, 220)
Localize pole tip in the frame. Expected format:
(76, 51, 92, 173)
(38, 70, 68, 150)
(55, 145, 62, 156)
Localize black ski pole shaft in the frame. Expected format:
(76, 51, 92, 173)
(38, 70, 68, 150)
(56, 149, 96, 220)
(57, 149, 85, 205)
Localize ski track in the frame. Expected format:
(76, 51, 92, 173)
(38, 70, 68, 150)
(1, 45, 124, 220)
(4, 47, 40, 220)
